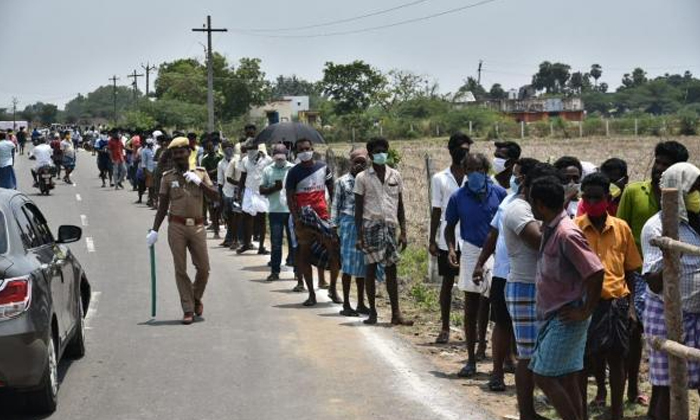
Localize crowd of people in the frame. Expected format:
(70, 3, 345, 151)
(1, 120, 697, 420)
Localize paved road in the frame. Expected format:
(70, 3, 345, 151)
(4, 149, 493, 420)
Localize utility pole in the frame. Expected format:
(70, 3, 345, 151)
(127, 69, 144, 100)
(11, 97, 18, 130)
(477, 60, 483, 85)
(192, 15, 227, 132)
(141, 62, 157, 97)
(109, 75, 119, 124)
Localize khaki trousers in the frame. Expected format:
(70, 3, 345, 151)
(168, 222, 210, 313)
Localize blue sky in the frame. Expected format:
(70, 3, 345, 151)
(1, 0, 699, 110)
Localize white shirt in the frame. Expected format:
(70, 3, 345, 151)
(430, 168, 467, 251)
(222, 159, 237, 198)
(32, 144, 54, 169)
(0, 140, 15, 167)
(241, 152, 272, 191)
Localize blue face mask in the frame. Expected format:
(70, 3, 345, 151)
(372, 153, 388, 165)
(510, 175, 520, 193)
(467, 171, 487, 193)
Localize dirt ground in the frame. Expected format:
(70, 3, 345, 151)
(321, 136, 700, 420)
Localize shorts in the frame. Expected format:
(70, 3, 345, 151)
(586, 297, 631, 356)
(489, 277, 512, 326)
(437, 249, 459, 277)
(506, 281, 538, 359)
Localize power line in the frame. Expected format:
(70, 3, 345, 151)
(229, 0, 500, 39)
(233, 0, 431, 33)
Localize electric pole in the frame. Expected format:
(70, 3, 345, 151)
(11, 97, 18, 130)
(109, 75, 119, 124)
(141, 62, 157, 97)
(192, 15, 227, 132)
(127, 69, 144, 100)
(477, 60, 483, 85)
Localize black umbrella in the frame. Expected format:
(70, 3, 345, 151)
(253, 122, 325, 146)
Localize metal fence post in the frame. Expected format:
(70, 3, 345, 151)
(661, 188, 689, 420)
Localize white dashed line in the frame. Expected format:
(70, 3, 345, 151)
(76, 194, 82, 202)
(85, 291, 101, 330)
(85, 237, 95, 253)
(80, 214, 89, 226)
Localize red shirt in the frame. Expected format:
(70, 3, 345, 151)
(108, 138, 125, 163)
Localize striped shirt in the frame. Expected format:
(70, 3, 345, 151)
(331, 173, 356, 227)
(641, 212, 700, 313)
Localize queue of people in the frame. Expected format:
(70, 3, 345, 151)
(84, 123, 695, 420)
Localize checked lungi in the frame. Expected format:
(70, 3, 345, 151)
(506, 281, 538, 359)
(529, 311, 590, 377)
(361, 219, 399, 266)
(644, 292, 700, 387)
(338, 214, 384, 280)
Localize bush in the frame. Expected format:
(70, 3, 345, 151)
(679, 110, 699, 135)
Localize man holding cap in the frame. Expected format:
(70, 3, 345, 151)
(147, 137, 220, 325)
(260, 143, 294, 280)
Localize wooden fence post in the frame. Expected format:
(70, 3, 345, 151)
(605, 119, 610, 137)
(549, 121, 554, 137)
(468, 121, 473, 136)
(635, 118, 639, 137)
(520, 121, 525, 139)
(579, 121, 583, 137)
(425, 154, 440, 283)
(661, 188, 689, 420)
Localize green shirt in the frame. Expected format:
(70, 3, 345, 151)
(261, 161, 293, 213)
(201, 152, 222, 181)
(615, 180, 659, 252)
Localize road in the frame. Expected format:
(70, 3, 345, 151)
(4, 148, 493, 420)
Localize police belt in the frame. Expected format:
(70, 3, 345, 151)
(168, 214, 205, 226)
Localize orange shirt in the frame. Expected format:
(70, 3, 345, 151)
(575, 214, 642, 299)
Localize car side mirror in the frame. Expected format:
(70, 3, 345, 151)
(57, 225, 82, 244)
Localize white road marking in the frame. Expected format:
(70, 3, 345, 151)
(75, 194, 82, 201)
(358, 326, 493, 420)
(85, 237, 95, 253)
(85, 291, 101, 330)
(80, 214, 88, 226)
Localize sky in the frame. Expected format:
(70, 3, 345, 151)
(1, 0, 699, 110)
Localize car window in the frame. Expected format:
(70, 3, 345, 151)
(14, 204, 41, 249)
(23, 203, 54, 246)
(0, 210, 7, 254)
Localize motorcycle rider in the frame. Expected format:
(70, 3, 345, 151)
(30, 137, 54, 187)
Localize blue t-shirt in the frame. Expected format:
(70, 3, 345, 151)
(445, 182, 507, 248)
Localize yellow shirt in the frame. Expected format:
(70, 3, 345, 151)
(188, 147, 199, 171)
(575, 214, 642, 299)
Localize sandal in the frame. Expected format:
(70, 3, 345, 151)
(355, 305, 371, 315)
(302, 297, 317, 307)
(339, 308, 359, 317)
(457, 363, 477, 378)
(630, 394, 649, 407)
(589, 395, 606, 409)
(435, 330, 450, 344)
(328, 293, 343, 304)
(292, 284, 305, 293)
(487, 375, 506, 392)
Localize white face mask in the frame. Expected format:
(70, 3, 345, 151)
(297, 151, 313, 162)
(493, 157, 507, 175)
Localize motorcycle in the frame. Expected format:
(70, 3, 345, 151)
(36, 165, 55, 195)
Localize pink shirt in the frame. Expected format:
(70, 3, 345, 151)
(535, 211, 604, 319)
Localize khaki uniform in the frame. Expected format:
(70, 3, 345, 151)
(160, 167, 213, 313)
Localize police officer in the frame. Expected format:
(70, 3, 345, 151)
(147, 137, 220, 325)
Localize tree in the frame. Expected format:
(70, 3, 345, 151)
(219, 57, 271, 119)
(154, 58, 208, 104)
(455, 77, 487, 101)
(532, 61, 571, 94)
(488, 83, 507, 100)
(321, 60, 387, 115)
(270, 75, 319, 98)
(590, 64, 602, 87)
(568, 72, 590, 94)
(622, 67, 648, 89)
(381, 69, 430, 110)
(39, 103, 58, 125)
(18, 102, 60, 124)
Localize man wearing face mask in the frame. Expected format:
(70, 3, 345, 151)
(429, 132, 472, 343)
(218, 140, 236, 247)
(641, 162, 700, 420)
(237, 138, 272, 254)
(355, 137, 412, 325)
(147, 137, 220, 325)
(492, 141, 521, 189)
(286, 138, 337, 306)
(332, 147, 378, 317)
(201, 139, 223, 239)
(616, 140, 688, 409)
(445, 153, 507, 377)
(575, 173, 642, 420)
(260, 144, 294, 281)
(554, 156, 584, 218)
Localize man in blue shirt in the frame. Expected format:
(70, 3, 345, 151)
(445, 153, 507, 378)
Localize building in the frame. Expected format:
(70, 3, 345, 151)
(249, 96, 311, 126)
(484, 97, 585, 122)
